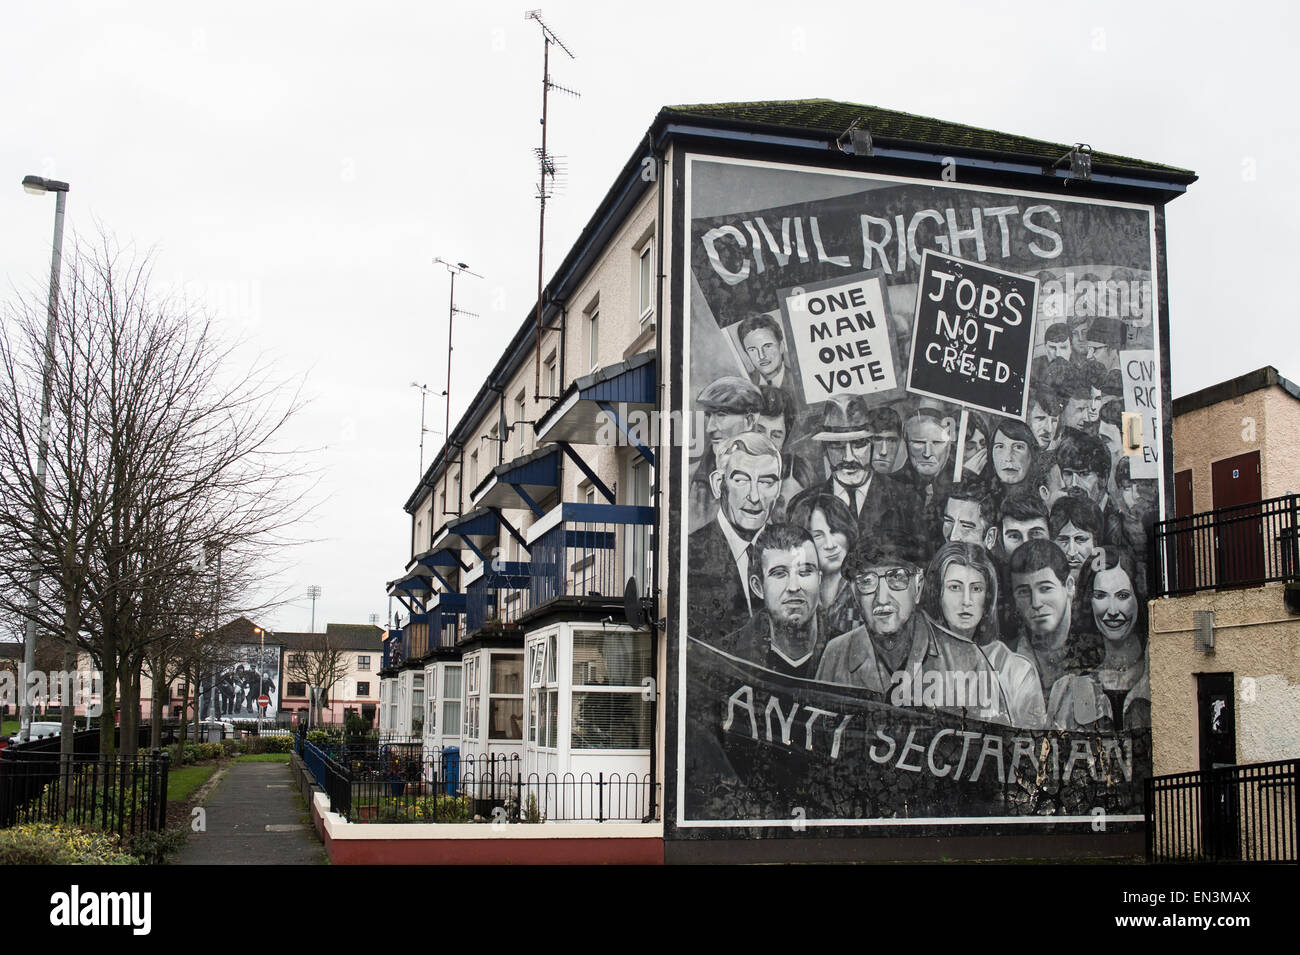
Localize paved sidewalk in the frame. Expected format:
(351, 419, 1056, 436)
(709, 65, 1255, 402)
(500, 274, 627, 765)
(172, 760, 326, 865)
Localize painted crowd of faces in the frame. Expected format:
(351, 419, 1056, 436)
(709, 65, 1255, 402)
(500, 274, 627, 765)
(687, 291, 1159, 735)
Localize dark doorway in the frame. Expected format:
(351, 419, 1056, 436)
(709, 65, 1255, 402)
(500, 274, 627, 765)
(1173, 469, 1195, 592)
(1196, 672, 1238, 860)
(1211, 451, 1262, 587)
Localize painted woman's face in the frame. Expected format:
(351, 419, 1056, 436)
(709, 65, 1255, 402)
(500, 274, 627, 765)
(940, 562, 988, 638)
(1091, 566, 1138, 643)
(809, 508, 848, 577)
(992, 429, 1031, 485)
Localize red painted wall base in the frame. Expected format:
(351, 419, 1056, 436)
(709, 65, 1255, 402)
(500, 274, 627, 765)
(322, 831, 664, 865)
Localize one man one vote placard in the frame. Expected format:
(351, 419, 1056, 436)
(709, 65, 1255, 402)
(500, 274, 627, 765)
(781, 272, 898, 404)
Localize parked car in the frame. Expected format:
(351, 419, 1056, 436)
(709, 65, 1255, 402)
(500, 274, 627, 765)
(7, 721, 61, 745)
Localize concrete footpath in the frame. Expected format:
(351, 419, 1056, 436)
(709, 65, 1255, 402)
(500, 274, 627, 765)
(172, 760, 327, 865)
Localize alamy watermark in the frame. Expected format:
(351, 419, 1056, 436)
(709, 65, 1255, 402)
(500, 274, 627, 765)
(0, 665, 103, 717)
(593, 404, 710, 457)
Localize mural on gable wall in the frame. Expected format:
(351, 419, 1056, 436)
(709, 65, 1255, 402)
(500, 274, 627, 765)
(200, 644, 281, 722)
(674, 156, 1165, 830)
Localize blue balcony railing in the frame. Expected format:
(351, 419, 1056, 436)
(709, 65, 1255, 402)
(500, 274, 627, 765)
(529, 503, 653, 607)
(465, 562, 532, 635)
(429, 592, 466, 649)
(382, 629, 404, 670)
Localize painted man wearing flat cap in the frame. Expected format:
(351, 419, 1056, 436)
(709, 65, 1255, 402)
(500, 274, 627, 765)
(689, 376, 764, 532)
(815, 509, 1044, 727)
(787, 394, 912, 534)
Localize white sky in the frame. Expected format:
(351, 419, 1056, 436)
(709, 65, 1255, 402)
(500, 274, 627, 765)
(2, 0, 1295, 632)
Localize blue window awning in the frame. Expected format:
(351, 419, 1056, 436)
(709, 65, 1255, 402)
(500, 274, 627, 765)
(428, 591, 467, 614)
(445, 505, 529, 562)
(534, 352, 655, 460)
(470, 445, 560, 515)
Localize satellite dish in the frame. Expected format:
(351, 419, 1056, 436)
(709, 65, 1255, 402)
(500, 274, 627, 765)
(623, 577, 646, 629)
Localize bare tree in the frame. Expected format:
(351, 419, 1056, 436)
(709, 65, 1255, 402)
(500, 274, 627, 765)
(0, 233, 315, 756)
(283, 633, 350, 728)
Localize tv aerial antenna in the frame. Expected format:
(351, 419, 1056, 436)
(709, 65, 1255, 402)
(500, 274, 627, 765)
(526, 9, 579, 404)
(432, 258, 482, 451)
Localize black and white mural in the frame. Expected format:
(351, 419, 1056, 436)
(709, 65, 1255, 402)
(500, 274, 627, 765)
(201, 644, 281, 721)
(676, 156, 1164, 830)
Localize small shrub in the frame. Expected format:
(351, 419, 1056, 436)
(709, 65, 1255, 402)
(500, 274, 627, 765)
(243, 736, 267, 755)
(344, 711, 369, 736)
(196, 742, 224, 761)
(0, 824, 139, 865)
(524, 793, 544, 824)
(169, 742, 202, 765)
(371, 794, 473, 824)
(130, 828, 187, 864)
(305, 730, 334, 747)
(262, 735, 294, 754)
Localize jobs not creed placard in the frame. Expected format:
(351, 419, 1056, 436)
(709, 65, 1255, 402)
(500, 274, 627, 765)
(906, 250, 1039, 419)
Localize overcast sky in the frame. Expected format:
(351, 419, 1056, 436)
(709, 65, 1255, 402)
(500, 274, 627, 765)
(2, 0, 1295, 633)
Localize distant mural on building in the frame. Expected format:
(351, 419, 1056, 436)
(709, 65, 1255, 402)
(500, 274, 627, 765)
(676, 156, 1164, 830)
(201, 644, 281, 721)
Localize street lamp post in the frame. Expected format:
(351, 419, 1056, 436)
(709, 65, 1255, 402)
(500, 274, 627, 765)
(253, 627, 272, 737)
(18, 175, 70, 743)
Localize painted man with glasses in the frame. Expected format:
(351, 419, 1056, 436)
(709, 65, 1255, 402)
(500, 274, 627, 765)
(816, 509, 1037, 727)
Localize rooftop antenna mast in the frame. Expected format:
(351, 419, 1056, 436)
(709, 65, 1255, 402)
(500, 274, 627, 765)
(526, 9, 579, 403)
(432, 257, 482, 451)
(410, 382, 442, 476)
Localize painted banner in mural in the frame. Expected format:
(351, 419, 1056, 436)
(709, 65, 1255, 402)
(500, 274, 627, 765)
(677, 156, 1164, 829)
(200, 644, 281, 721)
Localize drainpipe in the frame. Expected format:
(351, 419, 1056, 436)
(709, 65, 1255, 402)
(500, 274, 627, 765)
(648, 131, 666, 819)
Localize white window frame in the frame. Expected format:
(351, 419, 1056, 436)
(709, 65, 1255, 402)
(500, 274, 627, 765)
(526, 635, 560, 751)
(487, 651, 524, 742)
(423, 666, 437, 738)
(570, 629, 653, 753)
(638, 240, 654, 328)
(441, 664, 462, 740)
(544, 351, 558, 397)
(463, 656, 480, 741)
(516, 389, 528, 456)
(588, 310, 599, 371)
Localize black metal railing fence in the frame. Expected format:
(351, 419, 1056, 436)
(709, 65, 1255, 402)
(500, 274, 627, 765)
(1145, 759, 1297, 862)
(0, 747, 170, 845)
(1153, 494, 1300, 597)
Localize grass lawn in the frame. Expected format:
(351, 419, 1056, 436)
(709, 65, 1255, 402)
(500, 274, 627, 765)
(1, 720, 17, 737)
(234, 753, 291, 763)
(168, 764, 217, 802)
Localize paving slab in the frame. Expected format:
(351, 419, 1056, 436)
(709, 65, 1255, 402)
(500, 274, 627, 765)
(172, 760, 326, 865)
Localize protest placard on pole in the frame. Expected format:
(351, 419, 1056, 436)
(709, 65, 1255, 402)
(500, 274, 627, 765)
(780, 272, 898, 404)
(1120, 349, 1161, 479)
(906, 251, 1039, 482)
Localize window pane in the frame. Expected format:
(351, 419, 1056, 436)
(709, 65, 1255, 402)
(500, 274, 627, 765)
(571, 693, 652, 749)
(442, 700, 461, 735)
(491, 655, 523, 694)
(572, 631, 651, 686)
(489, 698, 523, 740)
(640, 245, 652, 314)
(546, 689, 558, 747)
(443, 666, 462, 699)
